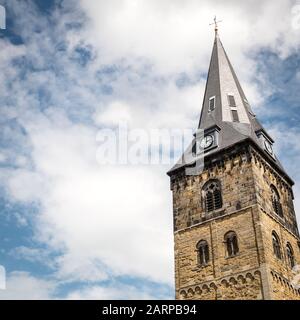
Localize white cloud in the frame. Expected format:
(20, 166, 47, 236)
(66, 283, 170, 300)
(1, 0, 300, 299)
(10, 246, 53, 266)
(7, 169, 47, 203)
(13, 212, 28, 227)
(0, 270, 171, 300)
(0, 272, 56, 300)
(79, 0, 300, 74)
(0, 39, 25, 69)
(94, 101, 133, 127)
(0, 153, 7, 163)
(6, 113, 174, 285)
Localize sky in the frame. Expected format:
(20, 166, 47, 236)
(0, 0, 300, 299)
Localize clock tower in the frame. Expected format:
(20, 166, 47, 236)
(167, 28, 300, 300)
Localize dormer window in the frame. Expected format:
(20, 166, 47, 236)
(231, 110, 239, 122)
(228, 94, 236, 107)
(228, 94, 239, 122)
(209, 96, 215, 111)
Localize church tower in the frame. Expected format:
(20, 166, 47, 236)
(167, 26, 300, 300)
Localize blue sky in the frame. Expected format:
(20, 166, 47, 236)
(0, 0, 300, 299)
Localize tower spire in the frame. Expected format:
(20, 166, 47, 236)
(168, 28, 291, 182)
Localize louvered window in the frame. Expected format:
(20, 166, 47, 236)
(203, 180, 222, 212)
(272, 231, 282, 259)
(209, 96, 215, 111)
(271, 185, 283, 217)
(231, 110, 239, 122)
(228, 94, 236, 107)
(286, 243, 295, 269)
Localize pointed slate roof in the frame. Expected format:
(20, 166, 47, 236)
(198, 31, 261, 132)
(168, 31, 291, 182)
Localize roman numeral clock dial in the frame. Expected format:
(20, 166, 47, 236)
(200, 134, 214, 149)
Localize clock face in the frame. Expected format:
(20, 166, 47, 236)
(264, 140, 273, 154)
(200, 135, 214, 149)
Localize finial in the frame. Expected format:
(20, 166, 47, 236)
(209, 15, 222, 35)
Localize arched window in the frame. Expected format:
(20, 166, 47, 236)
(286, 243, 295, 269)
(196, 240, 209, 265)
(202, 180, 222, 212)
(225, 231, 239, 257)
(272, 231, 282, 259)
(271, 185, 283, 217)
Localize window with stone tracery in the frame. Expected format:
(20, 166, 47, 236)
(286, 242, 295, 268)
(202, 180, 222, 212)
(271, 185, 283, 217)
(272, 231, 282, 260)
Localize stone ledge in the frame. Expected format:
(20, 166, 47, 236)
(175, 205, 255, 234)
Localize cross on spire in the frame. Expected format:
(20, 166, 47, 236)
(209, 16, 222, 35)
